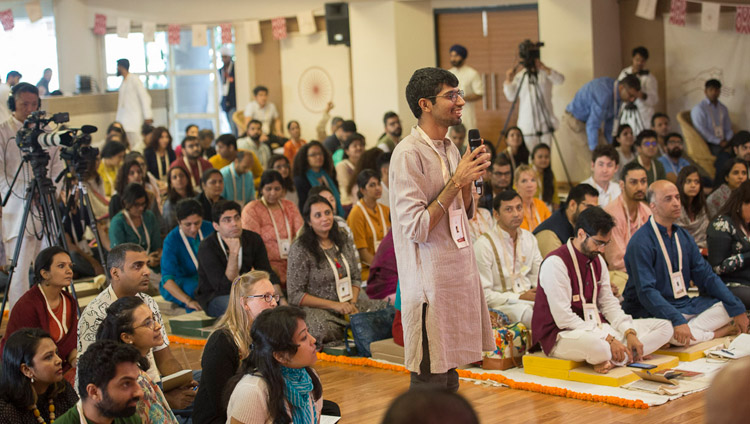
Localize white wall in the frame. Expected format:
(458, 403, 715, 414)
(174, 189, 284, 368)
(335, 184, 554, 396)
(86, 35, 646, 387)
(591, 0, 622, 79)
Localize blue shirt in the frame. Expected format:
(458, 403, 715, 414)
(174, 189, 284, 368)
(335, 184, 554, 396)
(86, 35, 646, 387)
(657, 155, 691, 176)
(160, 220, 215, 302)
(566, 77, 620, 150)
(622, 218, 744, 326)
(220, 162, 255, 205)
(690, 98, 733, 145)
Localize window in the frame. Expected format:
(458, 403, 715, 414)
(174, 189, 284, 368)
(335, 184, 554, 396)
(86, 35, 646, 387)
(103, 32, 168, 91)
(0, 11, 59, 93)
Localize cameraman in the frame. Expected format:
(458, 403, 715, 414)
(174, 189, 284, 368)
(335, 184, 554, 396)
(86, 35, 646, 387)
(0, 83, 66, 309)
(503, 51, 564, 150)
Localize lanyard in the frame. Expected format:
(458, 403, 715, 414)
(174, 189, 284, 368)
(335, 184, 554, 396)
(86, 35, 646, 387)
(38, 285, 67, 342)
(707, 102, 723, 130)
(356, 200, 387, 246)
(415, 125, 455, 185)
(217, 233, 243, 264)
(321, 244, 351, 284)
(262, 198, 292, 248)
(183, 156, 204, 190)
(622, 199, 639, 240)
(229, 164, 246, 205)
(179, 228, 204, 269)
(156, 151, 167, 181)
(566, 240, 598, 306)
(123, 210, 150, 252)
(506, 146, 517, 171)
(637, 156, 657, 182)
(76, 401, 87, 424)
(650, 216, 682, 275)
(496, 224, 518, 280)
(664, 157, 680, 175)
(524, 201, 541, 229)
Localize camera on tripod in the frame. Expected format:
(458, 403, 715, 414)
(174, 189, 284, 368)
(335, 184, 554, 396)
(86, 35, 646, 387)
(519, 39, 544, 72)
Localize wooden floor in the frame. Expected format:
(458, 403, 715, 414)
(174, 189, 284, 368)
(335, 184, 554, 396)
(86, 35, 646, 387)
(172, 343, 706, 424)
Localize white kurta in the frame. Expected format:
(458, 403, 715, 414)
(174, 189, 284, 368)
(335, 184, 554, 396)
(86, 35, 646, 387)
(0, 84, 10, 123)
(503, 69, 565, 150)
(448, 65, 484, 131)
(390, 126, 493, 374)
(115, 74, 153, 139)
(617, 66, 659, 130)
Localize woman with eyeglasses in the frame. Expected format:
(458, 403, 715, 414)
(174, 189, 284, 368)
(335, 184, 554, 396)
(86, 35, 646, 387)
(192, 271, 278, 424)
(96, 296, 179, 424)
(109, 183, 163, 273)
(292, 141, 343, 217)
(707, 158, 749, 219)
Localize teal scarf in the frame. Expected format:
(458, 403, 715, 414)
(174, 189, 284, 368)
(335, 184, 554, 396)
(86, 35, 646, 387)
(281, 366, 316, 424)
(305, 168, 344, 217)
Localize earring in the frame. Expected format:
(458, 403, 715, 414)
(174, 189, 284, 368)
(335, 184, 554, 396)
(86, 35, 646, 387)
(30, 377, 35, 383)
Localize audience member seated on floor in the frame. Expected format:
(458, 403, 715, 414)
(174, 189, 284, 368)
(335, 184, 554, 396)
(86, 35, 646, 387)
(242, 171, 303, 289)
(490, 154, 513, 198)
(582, 144, 621, 208)
(225, 306, 322, 424)
(293, 141, 343, 216)
(173, 125, 199, 159)
(161, 166, 196, 234)
(238, 120, 272, 174)
(515, 164, 551, 232)
(531, 207, 673, 374)
(614, 124, 636, 169)
(198, 128, 216, 160)
(308, 186, 362, 277)
(731, 131, 750, 162)
(335, 133, 365, 213)
(347, 169, 391, 281)
(127, 151, 165, 213)
(170, 135, 213, 194)
(691, 79, 733, 159)
(195, 169, 225, 221)
(675, 166, 710, 251)
(143, 126, 176, 186)
(707, 158, 748, 219)
(707, 180, 750, 309)
(324, 119, 357, 163)
(96, 297, 179, 424)
(109, 183, 162, 274)
(345, 147, 385, 206)
(604, 162, 651, 272)
(286, 195, 386, 346)
(109, 159, 160, 219)
(192, 271, 278, 424)
(376, 111, 402, 153)
(196, 200, 281, 317)
(534, 183, 599, 258)
(60, 197, 107, 277)
(83, 156, 110, 222)
(160, 199, 214, 311)
(0, 247, 78, 378)
(705, 356, 750, 424)
(531, 143, 559, 210)
(283, 120, 306, 164)
(376, 152, 392, 208)
(634, 129, 666, 186)
(623, 180, 749, 346)
(56, 340, 143, 424)
(366, 229, 397, 302)
(475, 190, 542, 327)
(220, 150, 256, 207)
(652, 112, 671, 153)
(99, 140, 128, 197)
(243, 86, 281, 141)
(208, 133, 238, 171)
(0, 328, 79, 424)
(268, 154, 298, 206)
(78, 244, 198, 412)
(658, 133, 690, 182)
(380, 387, 479, 424)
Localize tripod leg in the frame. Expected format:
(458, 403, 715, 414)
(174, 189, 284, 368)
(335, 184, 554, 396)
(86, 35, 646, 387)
(499, 71, 528, 146)
(528, 77, 573, 186)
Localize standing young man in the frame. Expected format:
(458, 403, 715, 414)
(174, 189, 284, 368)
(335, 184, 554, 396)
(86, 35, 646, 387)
(115, 59, 153, 148)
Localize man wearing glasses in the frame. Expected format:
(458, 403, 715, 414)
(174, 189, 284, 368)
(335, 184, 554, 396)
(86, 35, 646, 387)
(390, 67, 493, 391)
(635, 129, 667, 186)
(78, 243, 199, 413)
(531, 207, 672, 374)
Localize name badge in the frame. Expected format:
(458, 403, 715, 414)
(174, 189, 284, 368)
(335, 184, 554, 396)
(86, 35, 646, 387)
(583, 304, 602, 326)
(572, 294, 580, 302)
(714, 126, 724, 140)
(449, 208, 469, 249)
(279, 239, 291, 259)
(337, 276, 353, 303)
(671, 271, 688, 299)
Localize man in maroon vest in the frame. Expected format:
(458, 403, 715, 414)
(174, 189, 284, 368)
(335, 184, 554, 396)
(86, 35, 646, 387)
(531, 207, 672, 373)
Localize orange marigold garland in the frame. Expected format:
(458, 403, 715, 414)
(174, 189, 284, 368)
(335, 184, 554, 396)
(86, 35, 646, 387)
(316, 353, 649, 409)
(168, 335, 208, 346)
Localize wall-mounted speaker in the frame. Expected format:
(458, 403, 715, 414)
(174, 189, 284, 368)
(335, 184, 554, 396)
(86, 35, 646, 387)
(325, 3, 350, 47)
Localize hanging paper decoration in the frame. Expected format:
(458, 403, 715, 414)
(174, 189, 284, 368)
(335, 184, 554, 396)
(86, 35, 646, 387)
(635, 0, 657, 21)
(272, 17, 287, 40)
(192, 24, 207, 47)
(701, 3, 720, 32)
(116, 17, 130, 38)
(26, 0, 42, 23)
(220, 23, 233, 44)
(93, 13, 107, 35)
(737, 6, 750, 34)
(0, 9, 14, 32)
(243, 20, 262, 44)
(142, 21, 156, 43)
(297, 11, 317, 35)
(168, 24, 181, 45)
(669, 0, 687, 26)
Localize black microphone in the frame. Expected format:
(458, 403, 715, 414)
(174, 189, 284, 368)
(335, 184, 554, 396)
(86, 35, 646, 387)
(468, 129, 483, 195)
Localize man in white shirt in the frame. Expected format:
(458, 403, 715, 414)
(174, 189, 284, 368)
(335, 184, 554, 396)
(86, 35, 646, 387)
(531, 207, 672, 374)
(447, 45, 483, 131)
(617, 46, 659, 133)
(115, 59, 153, 149)
(0, 71, 21, 122)
(503, 59, 564, 150)
(474, 190, 542, 327)
(243, 85, 280, 140)
(581, 145, 621, 208)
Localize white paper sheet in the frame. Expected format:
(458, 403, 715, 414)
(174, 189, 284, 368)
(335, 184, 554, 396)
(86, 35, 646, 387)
(297, 11, 317, 35)
(25, 0, 42, 23)
(701, 3, 721, 32)
(142, 21, 156, 42)
(192, 24, 207, 47)
(116, 17, 130, 38)
(243, 20, 262, 45)
(635, 0, 657, 20)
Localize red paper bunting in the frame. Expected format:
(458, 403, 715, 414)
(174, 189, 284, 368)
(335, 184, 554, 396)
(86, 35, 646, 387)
(272, 17, 287, 40)
(669, 0, 687, 26)
(0, 9, 14, 32)
(168, 24, 181, 45)
(93, 13, 106, 35)
(737, 6, 750, 34)
(220, 23, 233, 44)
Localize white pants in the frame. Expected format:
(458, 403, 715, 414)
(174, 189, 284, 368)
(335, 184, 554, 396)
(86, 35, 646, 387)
(670, 301, 731, 346)
(497, 300, 534, 328)
(3, 234, 42, 309)
(550, 318, 673, 366)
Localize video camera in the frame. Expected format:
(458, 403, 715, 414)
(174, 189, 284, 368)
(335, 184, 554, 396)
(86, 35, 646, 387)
(519, 39, 544, 72)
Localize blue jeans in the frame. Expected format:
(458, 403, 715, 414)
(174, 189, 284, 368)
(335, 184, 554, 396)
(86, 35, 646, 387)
(206, 295, 230, 318)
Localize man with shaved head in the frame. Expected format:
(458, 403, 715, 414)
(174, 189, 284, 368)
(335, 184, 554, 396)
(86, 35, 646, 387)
(622, 180, 748, 346)
(706, 357, 750, 423)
